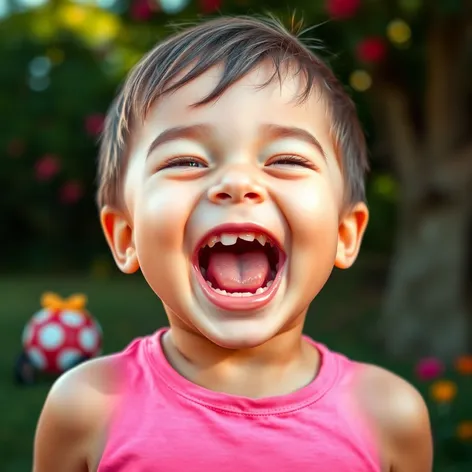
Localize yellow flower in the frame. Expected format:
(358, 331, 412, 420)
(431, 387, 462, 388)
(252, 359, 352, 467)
(387, 19, 411, 45)
(456, 421, 472, 441)
(429, 380, 457, 403)
(349, 70, 372, 92)
(455, 356, 472, 375)
(57, 5, 87, 30)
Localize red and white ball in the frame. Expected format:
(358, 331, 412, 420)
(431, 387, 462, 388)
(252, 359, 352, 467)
(22, 305, 102, 374)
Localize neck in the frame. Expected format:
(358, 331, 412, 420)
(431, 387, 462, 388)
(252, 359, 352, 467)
(161, 320, 319, 398)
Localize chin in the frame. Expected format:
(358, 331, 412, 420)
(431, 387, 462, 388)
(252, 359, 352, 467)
(194, 313, 285, 350)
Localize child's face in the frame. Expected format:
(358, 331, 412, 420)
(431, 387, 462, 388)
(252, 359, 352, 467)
(103, 63, 368, 348)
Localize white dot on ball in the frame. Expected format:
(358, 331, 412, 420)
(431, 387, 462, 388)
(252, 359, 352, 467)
(60, 310, 84, 327)
(38, 323, 65, 350)
(22, 325, 34, 345)
(57, 349, 82, 371)
(27, 347, 47, 370)
(79, 328, 98, 352)
(33, 309, 51, 323)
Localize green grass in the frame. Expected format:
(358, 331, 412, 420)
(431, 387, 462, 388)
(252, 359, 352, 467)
(0, 267, 470, 471)
(0, 273, 164, 471)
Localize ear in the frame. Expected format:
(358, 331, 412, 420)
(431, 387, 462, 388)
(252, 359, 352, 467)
(335, 202, 369, 270)
(100, 205, 139, 274)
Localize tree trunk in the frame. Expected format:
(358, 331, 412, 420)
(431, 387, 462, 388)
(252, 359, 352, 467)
(372, 9, 472, 359)
(380, 185, 472, 360)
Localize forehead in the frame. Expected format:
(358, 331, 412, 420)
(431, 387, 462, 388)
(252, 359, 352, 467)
(140, 62, 332, 139)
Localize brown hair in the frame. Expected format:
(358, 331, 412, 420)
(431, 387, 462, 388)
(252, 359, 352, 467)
(96, 15, 368, 209)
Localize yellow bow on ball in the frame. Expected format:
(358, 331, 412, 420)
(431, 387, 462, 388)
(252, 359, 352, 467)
(41, 292, 87, 311)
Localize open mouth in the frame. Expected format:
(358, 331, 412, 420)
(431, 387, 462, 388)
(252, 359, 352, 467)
(194, 227, 285, 300)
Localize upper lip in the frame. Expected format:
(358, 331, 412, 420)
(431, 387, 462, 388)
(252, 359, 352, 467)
(193, 222, 284, 261)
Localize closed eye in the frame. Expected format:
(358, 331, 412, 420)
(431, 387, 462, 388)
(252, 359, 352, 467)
(267, 155, 317, 169)
(159, 155, 315, 170)
(161, 156, 207, 169)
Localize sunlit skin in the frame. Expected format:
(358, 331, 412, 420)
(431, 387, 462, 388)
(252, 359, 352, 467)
(32, 63, 433, 472)
(101, 63, 369, 396)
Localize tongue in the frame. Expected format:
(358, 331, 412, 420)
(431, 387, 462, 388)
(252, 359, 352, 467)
(207, 250, 270, 292)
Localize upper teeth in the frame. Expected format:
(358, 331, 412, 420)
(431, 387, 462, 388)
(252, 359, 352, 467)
(204, 232, 271, 248)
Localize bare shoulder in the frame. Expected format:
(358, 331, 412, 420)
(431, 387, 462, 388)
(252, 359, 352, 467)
(33, 355, 123, 472)
(353, 363, 433, 472)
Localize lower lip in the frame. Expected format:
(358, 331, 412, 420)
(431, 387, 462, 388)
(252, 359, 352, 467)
(193, 256, 286, 312)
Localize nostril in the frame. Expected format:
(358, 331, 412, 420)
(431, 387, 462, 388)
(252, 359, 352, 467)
(245, 192, 260, 200)
(216, 192, 232, 200)
(209, 186, 265, 203)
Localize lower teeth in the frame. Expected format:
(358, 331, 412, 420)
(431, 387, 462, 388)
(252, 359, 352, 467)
(206, 280, 273, 297)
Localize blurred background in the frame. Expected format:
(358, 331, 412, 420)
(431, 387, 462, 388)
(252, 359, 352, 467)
(0, 0, 471, 470)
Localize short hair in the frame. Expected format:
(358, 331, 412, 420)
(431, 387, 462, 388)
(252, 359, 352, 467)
(96, 15, 369, 209)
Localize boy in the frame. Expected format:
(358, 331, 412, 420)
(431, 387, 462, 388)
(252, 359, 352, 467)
(33, 16, 433, 471)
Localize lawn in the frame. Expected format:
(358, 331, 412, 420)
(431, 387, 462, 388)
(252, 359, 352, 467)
(0, 263, 470, 471)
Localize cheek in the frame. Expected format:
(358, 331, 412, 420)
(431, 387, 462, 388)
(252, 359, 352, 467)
(281, 178, 340, 248)
(132, 183, 197, 278)
(280, 179, 340, 301)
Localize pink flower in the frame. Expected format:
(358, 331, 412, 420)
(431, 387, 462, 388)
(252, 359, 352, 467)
(130, 0, 153, 21)
(199, 0, 222, 14)
(59, 180, 84, 205)
(84, 113, 105, 136)
(356, 37, 387, 63)
(415, 358, 445, 381)
(325, 0, 360, 19)
(35, 154, 61, 182)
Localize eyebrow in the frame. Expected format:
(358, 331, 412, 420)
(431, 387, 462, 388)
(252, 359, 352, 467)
(260, 124, 326, 160)
(146, 124, 212, 159)
(146, 123, 326, 159)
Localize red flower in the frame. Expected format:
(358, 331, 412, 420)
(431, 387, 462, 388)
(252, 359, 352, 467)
(325, 0, 360, 19)
(455, 356, 472, 375)
(35, 155, 61, 182)
(415, 357, 445, 381)
(84, 113, 105, 136)
(356, 37, 387, 63)
(60, 181, 84, 205)
(130, 0, 153, 20)
(199, 0, 222, 14)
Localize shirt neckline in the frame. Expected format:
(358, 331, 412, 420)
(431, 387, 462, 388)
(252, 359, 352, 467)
(145, 327, 339, 416)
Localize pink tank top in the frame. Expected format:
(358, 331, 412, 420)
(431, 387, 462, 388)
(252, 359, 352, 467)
(98, 328, 380, 471)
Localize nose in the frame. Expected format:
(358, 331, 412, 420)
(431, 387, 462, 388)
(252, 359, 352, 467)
(207, 168, 267, 205)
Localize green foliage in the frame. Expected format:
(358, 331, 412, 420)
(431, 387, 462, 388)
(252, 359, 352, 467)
(362, 173, 398, 253)
(417, 369, 472, 468)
